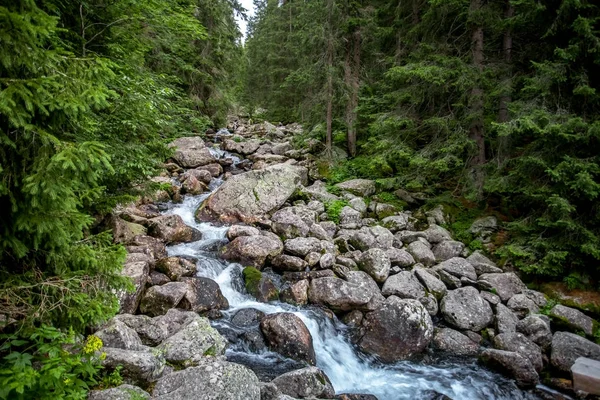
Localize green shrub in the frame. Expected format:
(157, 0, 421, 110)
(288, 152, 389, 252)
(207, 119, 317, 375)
(325, 200, 350, 224)
(0, 327, 104, 400)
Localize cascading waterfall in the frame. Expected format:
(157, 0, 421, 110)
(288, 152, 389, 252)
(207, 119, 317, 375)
(161, 148, 540, 400)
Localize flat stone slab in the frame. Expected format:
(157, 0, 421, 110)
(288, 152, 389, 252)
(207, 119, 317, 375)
(572, 357, 600, 395)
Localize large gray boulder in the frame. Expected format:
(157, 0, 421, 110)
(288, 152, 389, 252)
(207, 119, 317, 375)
(349, 226, 394, 251)
(180, 277, 229, 313)
(551, 331, 600, 373)
(382, 271, 426, 300)
(284, 237, 323, 258)
(549, 304, 595, 336)
(358, 248, 391, 283)
(440, 286, 493, 331)
(423, 224, 453, 244)
(222, 235, 283, 268)
(88, 385, 149, 400)
(271, 367, 335, 399)
(493, 332, 543, 372)
(466, 251, 502, 275)
(480, 349, 539, 388)
(223, 138, 261, 155)
(101, 347, 165, 385)
(432, 241, 465, 262)
(118, 261, 149, 314)
(406, 241, 436, 267)
(516, 315, 553, 350)
(478, 272, 526, 302)
(358, 297, 434, 362)
(334, 179, 376, 197)
(433, 257, 477, 281)
(169, 137, 216, 168)
(308, 276, 377, 312)
(271, 254, 309, 272)
(158, 314, 227, 367)
(197, 164, 307, 223)
(152, 359, 260, 400)
(146, 214, 202, 244)
(94, 319, 143, 351)
(272, 208, 310, 238)
(114, 314, 169, 347)
(260, 313, 316, 365)
(414, 268, 447, 300)
(227, 224, 261, 241)
(155, 257, 196, 281)
(386, 248, 415, 268)
(495, 303, 519, 334)
(432, 328, 479, 356)
(139, 282, 187, 317)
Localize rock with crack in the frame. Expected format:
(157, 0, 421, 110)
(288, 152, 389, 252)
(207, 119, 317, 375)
(222, 235, 283, 268)
(197, 164, 307, 223)
(270, 367, 335, 399)
(440, 286, 493, 332)
(168, 137, 217, 168)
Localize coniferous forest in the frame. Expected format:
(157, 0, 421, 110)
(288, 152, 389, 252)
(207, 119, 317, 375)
(1, 0, 600, 398)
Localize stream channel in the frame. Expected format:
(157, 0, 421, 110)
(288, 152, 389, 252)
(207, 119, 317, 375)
(159, 144, 543, 400)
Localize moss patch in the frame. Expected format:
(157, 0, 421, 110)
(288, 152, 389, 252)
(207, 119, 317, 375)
(325, 199, 349, 224)
(243, 266, 262, 296)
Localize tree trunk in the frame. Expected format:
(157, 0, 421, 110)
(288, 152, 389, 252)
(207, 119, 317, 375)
(325, 0, 334, 156)
(346, 28, 360, 157)
(498, 1, 514, 162)
(469, 0, 485, 196)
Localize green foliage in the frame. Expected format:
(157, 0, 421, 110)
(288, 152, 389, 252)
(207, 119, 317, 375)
(99, 365, 124, 389)
(243, 267, 263, 296)
(0, 327, 104, 400)
(325, 200, 350, 224)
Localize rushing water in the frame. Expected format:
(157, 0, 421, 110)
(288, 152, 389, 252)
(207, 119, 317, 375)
(161, 152, 541, 400)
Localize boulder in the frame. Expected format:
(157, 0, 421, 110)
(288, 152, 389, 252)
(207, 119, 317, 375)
(168, 137, 216, 168)
(271, 254, 309, 272)
(466, 251, 502, 275)
(382, 271, 426, 300)
(155, 257, 196, 281)
(222, 235, 283, 268)
(334, 179, 376, 197)
(260, 313, 316, 365)
(493, 332, 543, 372)
(272, 208, 310, 238)
(381, 214, 410, 232)
(506, 293, 540, 318)
(309, 223, 331, 240)
(469, 216, 498, 241)
(280, 279, 309, 305)
(549, 304, 595, 336)
(433, 241, 465, 262)
(197, 164, 306, 223)
(495, 303, 519, 334)
(348, 197, 368, 214)
(95, 319, 143, 351)
(101, 347, 165, 384)
(386, 248, 415, 268)
(88, 384, 149, 400)
(227, 225, 261, 241)
(181, 174, 205, 195)
(271, 367, 335, 399)
(440, 286, 493, 331)
(223, 138, 261, 155)
(423, 225, 453, 244)
(125, 235, 167, 260)
(516, 315, 553, 350)
(358, 248, 391, 283)
(432, 328, 479, 356)
(308, 277, 377, 312)
(349, 226, 394, 251)
(551, 331, 600, 373)
(158, 315, 227, 367)
(231, 308, 266, 327)
(243, 267, 279, 302)
(139, 282, 187, 317)
(480, 349, 539, 388)
(434, 257, 477, 281)
(108, 216, 147, 245)
(284, 237, 323, 258)
(358, 297, 434, 362)
(184, 168, 212, 184)
(478, 272, 526, 302)
(196, 163, 223, 177)
(339, 206, 362, 225)
(571, 357, 600, 396)
(407, 241, 436, 267)
(152, 360, 260, 400)
(180, 277, 229, 313)
(414, 268, 447, 300)
(118, 261, 149, 314)
(114, 314, 169, 347)
(146, 215, 202, 244)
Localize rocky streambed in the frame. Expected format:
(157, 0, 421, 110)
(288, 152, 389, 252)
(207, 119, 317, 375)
(90, 119, 600, 400)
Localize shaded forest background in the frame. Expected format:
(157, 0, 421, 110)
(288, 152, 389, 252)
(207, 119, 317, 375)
(0, 0, 599, 398)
